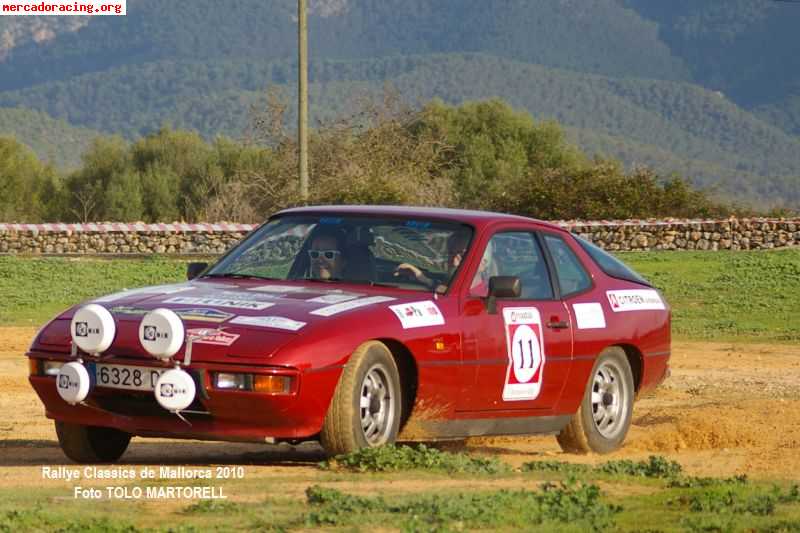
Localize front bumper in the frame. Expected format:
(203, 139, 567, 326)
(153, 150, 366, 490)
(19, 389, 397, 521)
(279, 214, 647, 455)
(28, 354, 342, 442)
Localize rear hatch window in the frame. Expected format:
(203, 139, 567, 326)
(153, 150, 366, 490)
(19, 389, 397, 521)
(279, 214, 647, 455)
(573, 235, 652, 287)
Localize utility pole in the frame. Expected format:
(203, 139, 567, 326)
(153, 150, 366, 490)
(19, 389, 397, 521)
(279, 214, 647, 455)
(298, 0, 309, 202)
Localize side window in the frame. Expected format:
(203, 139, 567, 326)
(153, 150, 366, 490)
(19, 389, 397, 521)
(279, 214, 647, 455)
(470, 232, 553, 300)
(542, 234, 592, 297)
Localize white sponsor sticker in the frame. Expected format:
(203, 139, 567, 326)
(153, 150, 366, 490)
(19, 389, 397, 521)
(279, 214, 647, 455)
(93, 284, 194, 303)
(229, 315, 306, 331)
(186, 328, 240, 346)
(502, 307, 545, 401)
(573, 303, 606, 329)
(163, 296, 274, 311)
(249, 285, 306, 293)
(606, 290, 665, 312)
(310, 296, 396, 317)
(389, 301, 445, 329)
(306, 293, 362, 304)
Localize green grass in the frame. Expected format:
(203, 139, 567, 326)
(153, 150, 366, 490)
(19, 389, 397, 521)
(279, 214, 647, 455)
(0, 256, 189, 326)
(1, 453, 799, 532)
(1, 249, 798, 342)
(621, 249, 800, 343)
(322, 443, 511, 475)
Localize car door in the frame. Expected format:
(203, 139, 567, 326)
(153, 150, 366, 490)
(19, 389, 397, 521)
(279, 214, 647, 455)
(458, 229, 574, 412)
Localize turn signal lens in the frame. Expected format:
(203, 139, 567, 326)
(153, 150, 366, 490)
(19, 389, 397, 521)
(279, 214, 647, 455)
(28, 358, 39, 376)
(253, 375, 291, 394)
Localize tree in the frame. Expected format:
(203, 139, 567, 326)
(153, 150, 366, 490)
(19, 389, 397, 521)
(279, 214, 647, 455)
(0, 136, 56, 222)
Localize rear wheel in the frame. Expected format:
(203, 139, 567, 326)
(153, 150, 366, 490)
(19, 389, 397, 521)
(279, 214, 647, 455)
(557, 347, 634, 454)
(320, 341, 402, 456)
(55, 421, 131, 463)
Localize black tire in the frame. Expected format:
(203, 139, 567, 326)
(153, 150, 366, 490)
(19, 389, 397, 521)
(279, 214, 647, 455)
(320, 341, 402, 456)
(55, 421, 131, 463)
(557, 347, 634, 454)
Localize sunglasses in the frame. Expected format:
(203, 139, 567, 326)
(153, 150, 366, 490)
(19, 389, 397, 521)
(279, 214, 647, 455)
(309, 249, 341, 260)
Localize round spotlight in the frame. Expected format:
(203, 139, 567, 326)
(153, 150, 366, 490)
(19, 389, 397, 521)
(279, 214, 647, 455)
(154, 368, 196, 412)
(139, 308, 185, 360)
(56, 362, 92, 405)
(70, 304, 116, 355)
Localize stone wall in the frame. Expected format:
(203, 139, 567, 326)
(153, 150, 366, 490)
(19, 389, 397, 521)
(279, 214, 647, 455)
(567, 219, 800, 251)
(0, 219, 799, 255)
(0, 223, 254, 255)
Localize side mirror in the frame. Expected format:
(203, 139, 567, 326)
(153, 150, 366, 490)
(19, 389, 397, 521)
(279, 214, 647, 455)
(487, 276, 521, 314)
(187, 262, 208, 281)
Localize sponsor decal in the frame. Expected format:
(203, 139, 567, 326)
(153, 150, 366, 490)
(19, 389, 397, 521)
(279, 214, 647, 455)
(214, 290, 277, 302)
(142, 325, 168, 342)
(228, 316, 306, 331)
(74, 321, 99, 337)
(58, 374, 72, 390)
(159, 381, 191, 399)
(573, 303, 606, 329)
(93, 284, 194, 303)
(306, 293, 362, 304)
(109, 306, 149, 316)
(186, 328, 239, 346)
(606, 290, 665, 312)
(249, 285, 307, 293)
(111, 306, 234, 324)
(389, 301, 445, 329)
(174, 308, 235, 323)
(502, 307, 545, 401)
(163, 296, 274, 311)
(310, 296, 396, 317)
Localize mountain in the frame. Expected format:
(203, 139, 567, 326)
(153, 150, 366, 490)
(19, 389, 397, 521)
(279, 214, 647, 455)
(1, 0, 799, 208)
(0, 0, 689, 91)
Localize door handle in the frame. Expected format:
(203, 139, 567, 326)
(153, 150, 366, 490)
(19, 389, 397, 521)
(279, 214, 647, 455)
(546, 320, 569, 329)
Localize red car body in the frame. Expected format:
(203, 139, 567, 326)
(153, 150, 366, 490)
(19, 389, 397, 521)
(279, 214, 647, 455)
(27, 206, 670, 452)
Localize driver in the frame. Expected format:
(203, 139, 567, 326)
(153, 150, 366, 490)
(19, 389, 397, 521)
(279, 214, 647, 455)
(394, 230, 471, 291)
(308, 227, 347, 281)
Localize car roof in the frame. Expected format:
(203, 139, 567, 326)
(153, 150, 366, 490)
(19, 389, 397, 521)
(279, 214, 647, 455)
(276, 205, 565, 232)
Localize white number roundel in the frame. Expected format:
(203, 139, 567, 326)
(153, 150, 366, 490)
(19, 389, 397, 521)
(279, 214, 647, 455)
(511, 325, 541, 383)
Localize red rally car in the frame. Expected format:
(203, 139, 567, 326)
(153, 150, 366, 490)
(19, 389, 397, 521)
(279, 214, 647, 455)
(27, 206, 671, 463)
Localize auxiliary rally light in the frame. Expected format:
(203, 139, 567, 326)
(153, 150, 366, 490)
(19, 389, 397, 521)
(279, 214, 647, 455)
(57, 304, 118, 404)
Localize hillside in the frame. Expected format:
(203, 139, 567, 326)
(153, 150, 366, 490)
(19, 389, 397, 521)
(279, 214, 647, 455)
(0, 108, 100, 169)
(2, 53, 798, 206)
(0, 0, 689, 92)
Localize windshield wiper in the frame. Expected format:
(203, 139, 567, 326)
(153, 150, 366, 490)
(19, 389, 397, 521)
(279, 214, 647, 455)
(202, 273, 279, 281)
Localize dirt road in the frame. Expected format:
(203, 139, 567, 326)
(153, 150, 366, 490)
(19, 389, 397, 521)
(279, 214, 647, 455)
(2, 326, 799, 487)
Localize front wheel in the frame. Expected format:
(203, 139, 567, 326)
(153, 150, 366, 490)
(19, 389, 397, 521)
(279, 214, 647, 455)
(55, 421, 131, 463)
(320, 341, 402, 456)
(557, 347, 634, 454)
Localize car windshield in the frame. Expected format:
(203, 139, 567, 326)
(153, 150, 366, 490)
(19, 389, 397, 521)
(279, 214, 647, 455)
(206, 214, 475, 292)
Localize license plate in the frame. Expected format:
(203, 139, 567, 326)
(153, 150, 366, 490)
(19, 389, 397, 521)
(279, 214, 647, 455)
(92, 363, 166, 391)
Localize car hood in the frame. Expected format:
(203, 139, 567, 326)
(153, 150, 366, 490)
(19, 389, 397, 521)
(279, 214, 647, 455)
(46, 279, 433, 363)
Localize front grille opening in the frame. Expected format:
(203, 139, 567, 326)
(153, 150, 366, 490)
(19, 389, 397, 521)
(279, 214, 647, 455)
(91, 391, 210, 419)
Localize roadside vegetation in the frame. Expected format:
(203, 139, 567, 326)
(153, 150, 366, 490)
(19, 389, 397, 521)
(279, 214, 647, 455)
(0, 447, 798, 531)
(1, 95, 750, 225)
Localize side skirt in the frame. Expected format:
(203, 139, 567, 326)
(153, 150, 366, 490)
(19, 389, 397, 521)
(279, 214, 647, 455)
(401, 415, 571, 440)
